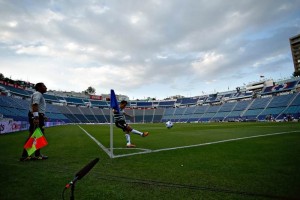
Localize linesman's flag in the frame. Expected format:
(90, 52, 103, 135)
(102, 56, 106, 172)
(24, 128, 48, 156)
(110, 89, 120, 113)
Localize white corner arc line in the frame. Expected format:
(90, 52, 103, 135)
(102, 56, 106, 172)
(111, 148, 152, 158)
(113, 147, 151, 151)
(78, 125, 111, 157)
(112, 151, 152, 158)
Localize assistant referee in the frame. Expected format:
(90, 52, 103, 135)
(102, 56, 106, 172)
(20, 82, 48, 161)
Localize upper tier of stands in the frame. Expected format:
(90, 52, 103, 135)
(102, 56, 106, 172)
(1, 77, 299, 123)
(1, 91, 299, 123)
(1, 78, 299, 108)
(262, 80, 299, 94)
(162, 91, 300, 122)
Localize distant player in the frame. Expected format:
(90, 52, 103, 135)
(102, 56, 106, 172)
(113, 100, 149, 148)
(166, 120, 173, 129)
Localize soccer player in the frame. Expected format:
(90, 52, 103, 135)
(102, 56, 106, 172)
(113, 100, 149, 148)
(20, 82, 48, 161)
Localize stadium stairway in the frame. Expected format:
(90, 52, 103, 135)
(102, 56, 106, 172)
(276, 92, 300, 120)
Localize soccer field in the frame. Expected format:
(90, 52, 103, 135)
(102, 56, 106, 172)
(0, 122, 300, 200)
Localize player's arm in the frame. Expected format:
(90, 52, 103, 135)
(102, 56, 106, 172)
(123, 112, 134, 119)
(112, 109, 119, 114)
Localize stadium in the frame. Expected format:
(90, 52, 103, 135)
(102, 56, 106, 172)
(1, 75, 300, 199)
(1, 77, 300, 125)
(1, 1, 300, 200)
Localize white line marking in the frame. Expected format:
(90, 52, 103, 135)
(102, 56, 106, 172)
(78, 124, 299, 159)
(113, 147, 151, 151)
(112, 151, 151, 158)
(113, 130, 300, 158)
(112, 148, 152, 158)
(151, 130, 300, 153)
(77, 125, 111, 157)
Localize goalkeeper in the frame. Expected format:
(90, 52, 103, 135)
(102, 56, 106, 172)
(113, 100, 149, 148)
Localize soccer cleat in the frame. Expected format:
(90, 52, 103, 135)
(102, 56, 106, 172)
(142, 132, 149, 137)
(34, 155, 48, 160)
(19, 156, 31, 161)
(126, 144, 136, 148)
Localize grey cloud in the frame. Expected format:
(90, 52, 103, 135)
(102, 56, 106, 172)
(1, 0, 300, 98)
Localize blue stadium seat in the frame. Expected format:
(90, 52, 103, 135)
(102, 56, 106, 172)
(90, 100, 109, 108)
(2, 85, 30, 96)
(158, 101, 176, 108)
(136, 101, 153, 107)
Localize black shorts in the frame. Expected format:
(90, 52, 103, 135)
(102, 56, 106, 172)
(115, 120, 129, 132)
(28, 112, 45, 134)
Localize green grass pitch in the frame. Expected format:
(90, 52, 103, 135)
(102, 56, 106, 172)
(0, 122, 299, 200)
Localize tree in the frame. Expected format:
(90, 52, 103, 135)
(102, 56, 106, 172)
(293, 71, 300, 77)
(85, 86, 96, 95)
(0, 73, 4, 80)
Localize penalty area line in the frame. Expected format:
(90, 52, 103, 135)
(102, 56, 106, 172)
(77, 125, 111, 157)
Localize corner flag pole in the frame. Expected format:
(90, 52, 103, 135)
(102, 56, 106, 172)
(110, 89, 119, 158)
(110, 108, 113, 158)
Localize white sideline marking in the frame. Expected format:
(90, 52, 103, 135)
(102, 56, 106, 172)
(150, 130, 299, 153)
(113, 130, 300, 158)
(77, 125, 151, 158)
(77, 125, 111, 157)
(113, 151, 151, 158)
(112, 148, 152, 158)
(113, 147, 151, 151)
(78, 124, 299, 159)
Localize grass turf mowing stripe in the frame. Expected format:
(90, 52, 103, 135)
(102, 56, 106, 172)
(95, 174, 297, 200)
(78, 125, 152, 158)
(151, 130, 300, 152)
(77, 123, 299, 159)
(113, 130, 300, 158)
(78, 125, 112, 157)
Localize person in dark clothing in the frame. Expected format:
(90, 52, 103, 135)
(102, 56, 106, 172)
(20, 82, 48, 161)
(113, 100, 149, 148)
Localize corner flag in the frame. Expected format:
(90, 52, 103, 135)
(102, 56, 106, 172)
(24, 128, 48, 156)
(110, 89, 120, 113)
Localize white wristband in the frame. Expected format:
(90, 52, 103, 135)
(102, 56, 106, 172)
(33, 112, 39, 117)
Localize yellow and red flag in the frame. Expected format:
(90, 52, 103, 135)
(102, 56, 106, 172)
(24, 128, 48, 156)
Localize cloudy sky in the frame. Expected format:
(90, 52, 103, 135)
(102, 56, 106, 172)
(0, 0, 300, 99)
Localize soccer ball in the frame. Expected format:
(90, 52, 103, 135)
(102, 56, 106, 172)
(165, 121, 173, 129)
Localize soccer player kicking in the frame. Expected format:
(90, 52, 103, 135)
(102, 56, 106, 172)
(113, 100, 149, 148)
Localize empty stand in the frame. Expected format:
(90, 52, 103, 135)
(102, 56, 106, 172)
(153, 108, 164, 123)
(144, 109, 155, 123)
(158, 101, 175, 108)
(1, 80, 299, 125)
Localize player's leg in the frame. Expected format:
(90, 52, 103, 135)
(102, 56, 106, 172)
(129, 125, 149, 137)
(116, 120, 136, 147)
(20, 132, 32, 161)
(20, 112, 35, 161)
(124, 125, 136, 147)
(125, 133, 133, 147)
(34, 115, 48, 160)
